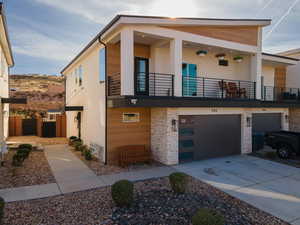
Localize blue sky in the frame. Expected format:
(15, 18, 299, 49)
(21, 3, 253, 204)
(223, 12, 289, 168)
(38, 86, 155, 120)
(5, 0, 300, 75)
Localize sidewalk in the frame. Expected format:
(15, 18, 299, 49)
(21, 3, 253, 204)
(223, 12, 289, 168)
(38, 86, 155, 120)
(0, 144, 176, 202)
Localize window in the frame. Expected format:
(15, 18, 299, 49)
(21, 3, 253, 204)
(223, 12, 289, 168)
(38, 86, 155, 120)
(99, 48, 106, 81)
(78, 65, 83, 86)
(123, 113, 140, 123)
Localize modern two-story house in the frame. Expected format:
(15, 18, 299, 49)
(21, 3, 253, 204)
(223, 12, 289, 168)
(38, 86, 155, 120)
(62, 15, 299, 165)
(0, 2, 14, 147)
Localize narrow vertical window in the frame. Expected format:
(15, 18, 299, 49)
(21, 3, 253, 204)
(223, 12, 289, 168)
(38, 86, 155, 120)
(79, 65, 83, 86)
(99, 48, 106, 81)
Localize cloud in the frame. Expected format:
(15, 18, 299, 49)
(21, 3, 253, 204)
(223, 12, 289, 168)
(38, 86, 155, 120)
(11, 28, 82, 62)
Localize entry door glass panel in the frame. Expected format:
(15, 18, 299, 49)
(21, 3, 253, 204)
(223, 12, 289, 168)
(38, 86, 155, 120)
(135, 57, 149, 95)
(182, 63, 197, 96)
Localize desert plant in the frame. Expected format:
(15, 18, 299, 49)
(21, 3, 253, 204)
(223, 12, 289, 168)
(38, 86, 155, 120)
(111, 180, 134, 207)
(18, 144, 33, 151)
(12, 154, 23, 167)
(0, 196, 4, 225)
(192, 208, 225, 225)
(84, 149, 93, 161)
(169, 172, 188, 194)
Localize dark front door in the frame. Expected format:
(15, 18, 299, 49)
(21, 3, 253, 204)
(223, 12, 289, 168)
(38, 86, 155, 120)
(135, 57, 149, 95)
(179, 115, 241, 162)
(22, 119, 37, 136)
(42, 122, 56, 137)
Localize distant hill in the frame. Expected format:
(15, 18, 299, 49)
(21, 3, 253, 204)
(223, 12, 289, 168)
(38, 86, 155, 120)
(9, 74, 65, 117)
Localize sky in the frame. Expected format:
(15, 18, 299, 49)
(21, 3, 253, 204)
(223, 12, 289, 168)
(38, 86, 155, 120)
(5, 0, 300, 75)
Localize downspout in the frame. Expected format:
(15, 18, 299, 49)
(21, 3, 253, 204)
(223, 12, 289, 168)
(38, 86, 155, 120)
(98, 36, 108, 165)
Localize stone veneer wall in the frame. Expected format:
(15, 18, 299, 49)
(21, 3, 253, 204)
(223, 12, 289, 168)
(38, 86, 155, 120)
(289, 108, 300, 132)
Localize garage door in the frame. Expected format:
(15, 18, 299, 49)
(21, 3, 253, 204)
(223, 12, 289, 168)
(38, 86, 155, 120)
(252, 113, 281, 133)
(179, 115, 241, 162)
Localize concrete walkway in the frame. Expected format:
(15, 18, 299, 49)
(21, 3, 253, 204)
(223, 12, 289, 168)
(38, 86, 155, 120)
(0, 144, 176, 202)
(174, 155, 300, 225)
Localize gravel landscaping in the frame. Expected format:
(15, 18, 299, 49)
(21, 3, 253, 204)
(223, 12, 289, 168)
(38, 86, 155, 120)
(71, 147, 163, 176)
(0, 150, 55, 189)
(3, 177, 288, 225)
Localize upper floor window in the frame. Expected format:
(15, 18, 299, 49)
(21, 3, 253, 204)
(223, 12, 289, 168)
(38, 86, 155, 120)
(78, 65, 83, 86)
(99, 48, 106, 82)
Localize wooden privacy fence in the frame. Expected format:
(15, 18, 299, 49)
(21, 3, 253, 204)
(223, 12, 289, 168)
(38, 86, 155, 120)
(9, 114, 66, 137)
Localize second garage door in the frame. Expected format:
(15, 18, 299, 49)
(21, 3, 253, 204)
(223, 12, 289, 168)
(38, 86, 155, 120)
(252, 113, 282, 133)
(179, 115, 241, 162)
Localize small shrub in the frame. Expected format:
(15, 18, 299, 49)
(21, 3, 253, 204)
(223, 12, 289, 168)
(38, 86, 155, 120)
(18, 144, 32, 151)
(84, 149, 93, 161)
(264, 151, 277, 159)
(0, 196, 4, 225)
(192, 208, 225, 225)
(73, 141, 83, 151)
(69, 136, 77, 145)
(17, 148, 30, 160)
(111, 180, 134, 207)
(79, 145, 88, 153)
(169, 172, 188, 194)
(12, 154, 23, 167)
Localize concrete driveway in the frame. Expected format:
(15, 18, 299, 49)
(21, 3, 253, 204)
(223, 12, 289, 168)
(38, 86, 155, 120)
(174, 155, 300, 225)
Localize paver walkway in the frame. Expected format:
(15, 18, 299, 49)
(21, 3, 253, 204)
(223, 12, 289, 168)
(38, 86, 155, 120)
(174, 155, 300, 225)
(0, 144, 176, 202)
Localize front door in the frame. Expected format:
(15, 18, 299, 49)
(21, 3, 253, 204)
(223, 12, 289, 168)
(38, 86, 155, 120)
(135, 57, 149, 95)
(182, 63, 197, 96)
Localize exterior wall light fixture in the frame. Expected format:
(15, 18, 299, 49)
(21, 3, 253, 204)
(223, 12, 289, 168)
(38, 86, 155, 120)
(246, 116, 252, 127)
(171, 119, 177, 132)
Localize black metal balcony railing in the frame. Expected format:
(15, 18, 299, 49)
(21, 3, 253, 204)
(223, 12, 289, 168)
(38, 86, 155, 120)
(182, 76, 256, 100)
(263, 86, 300, 101)
(148, 73, 174, 96)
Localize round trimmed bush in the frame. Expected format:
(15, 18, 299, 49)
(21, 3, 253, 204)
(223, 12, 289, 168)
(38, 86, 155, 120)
(192, 208, 225, 225)
(111, 180, 134, 207)
(84, 149, 93, 160)
(0, 196, 4, 225)
(73, 141, 83, 151)
(12, 153, 23, 167)
(17, 148, 30, 160)
(169, 172, 188, 194)
(18, 144, 32, 151)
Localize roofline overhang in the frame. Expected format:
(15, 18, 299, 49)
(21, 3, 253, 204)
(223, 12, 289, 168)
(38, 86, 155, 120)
(61, 15, 271, 74)
(0, 3, 14, 67)
(262, 52, 299, 66)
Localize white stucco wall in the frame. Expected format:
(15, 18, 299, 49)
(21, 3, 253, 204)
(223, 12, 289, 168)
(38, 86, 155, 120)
(0, 47, 9, 142)
(151, 45, 252, 81)
(65, 44, 106, 160)
(285, 52, 300, 89)
(151, 107, 288, 165)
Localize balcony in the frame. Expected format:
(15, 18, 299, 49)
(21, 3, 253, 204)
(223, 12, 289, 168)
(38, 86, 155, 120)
(108, 72, 174, 97)
(182, 77, 256, 100)
(263, 86, 300, 102)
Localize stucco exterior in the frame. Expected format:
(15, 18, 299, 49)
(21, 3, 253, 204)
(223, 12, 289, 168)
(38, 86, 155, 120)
(64, 44, 106, 160)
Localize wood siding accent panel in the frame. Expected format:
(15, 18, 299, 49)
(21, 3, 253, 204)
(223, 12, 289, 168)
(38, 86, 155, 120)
(275, 67, 286, 88)
(161, 26, 258, 46)
(107, 107, 151, 164)
(107, 43, 150, 96)
(9, 116, 22, 136)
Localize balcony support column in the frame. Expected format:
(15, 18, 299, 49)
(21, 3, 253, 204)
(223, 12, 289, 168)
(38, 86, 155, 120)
(121, 28, 134, 96)
(170, 38, 182, 97)
(251, 53, 262, 100)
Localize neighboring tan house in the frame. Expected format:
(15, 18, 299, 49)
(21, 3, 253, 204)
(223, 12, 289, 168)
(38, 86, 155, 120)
(0, 2, 14, 147)
(62, 15, 299, 165)
(279, 49, 300, 132)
